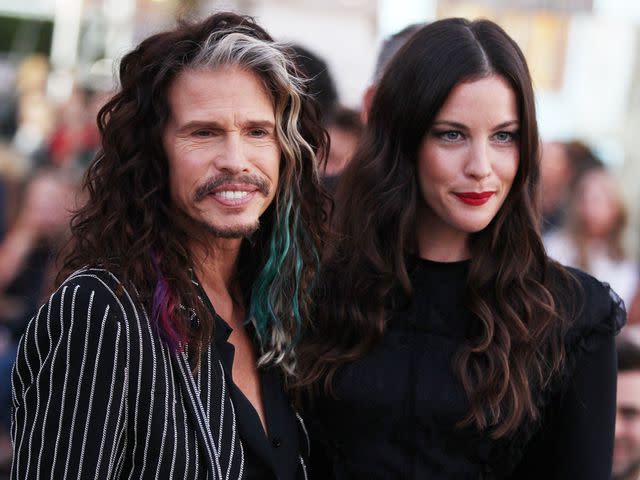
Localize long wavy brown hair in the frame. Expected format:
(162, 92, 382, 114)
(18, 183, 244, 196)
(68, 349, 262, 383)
(60, 12, 329, 372)
(296, 18, 577, 438)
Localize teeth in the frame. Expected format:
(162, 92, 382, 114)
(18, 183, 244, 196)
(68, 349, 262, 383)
(215, 190, 250, 200)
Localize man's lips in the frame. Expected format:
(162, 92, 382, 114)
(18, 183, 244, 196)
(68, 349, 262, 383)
(453, 191, 494, 206)
(194, 174, 269, 202)
(209, 184, 258, 206)
(210, 184, 259, 194)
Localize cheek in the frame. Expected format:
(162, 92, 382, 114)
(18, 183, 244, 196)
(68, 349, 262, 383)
(497, 152, 519, 188)
(417, 145, 457, 187)
(167, 154, 198, 206)
(261, 146, 282, 185)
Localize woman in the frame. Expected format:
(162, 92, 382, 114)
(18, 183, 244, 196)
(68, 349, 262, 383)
(545, 166, 638, 306)
(296, 18, 625, 479)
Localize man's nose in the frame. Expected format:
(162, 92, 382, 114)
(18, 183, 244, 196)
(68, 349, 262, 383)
(213, 134, 250, 173)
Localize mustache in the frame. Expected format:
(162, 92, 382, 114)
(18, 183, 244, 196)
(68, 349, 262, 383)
(194, 173, 270, 201)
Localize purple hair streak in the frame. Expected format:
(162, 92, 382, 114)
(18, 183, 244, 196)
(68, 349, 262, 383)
(151, 253, 186, 351)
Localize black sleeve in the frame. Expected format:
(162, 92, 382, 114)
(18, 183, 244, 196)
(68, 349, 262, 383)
(11, 279, 129, 480)
(510, 325, 618, 479)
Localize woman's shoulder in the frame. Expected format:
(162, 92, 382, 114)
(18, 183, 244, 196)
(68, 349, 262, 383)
(550, 264, 626, 344)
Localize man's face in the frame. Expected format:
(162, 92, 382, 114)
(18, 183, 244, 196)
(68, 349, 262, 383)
(614, 371, 640, 479)
(163, 66, 280, 239)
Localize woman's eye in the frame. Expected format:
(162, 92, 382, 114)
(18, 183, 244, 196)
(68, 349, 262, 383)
(441, 131, 462, 141)
(494, 131, 517, 143)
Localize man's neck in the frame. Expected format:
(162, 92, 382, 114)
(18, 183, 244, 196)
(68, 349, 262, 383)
(191, 236, 249, 330)
(192, 237, 241, 285)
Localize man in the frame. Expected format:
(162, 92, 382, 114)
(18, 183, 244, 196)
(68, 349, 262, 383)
(614, 328, 640, 480)
(11, 12, 327, 479)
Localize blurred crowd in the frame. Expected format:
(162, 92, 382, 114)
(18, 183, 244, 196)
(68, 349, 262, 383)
(0, 19, 639, 479)
(0, 54, 105, 473)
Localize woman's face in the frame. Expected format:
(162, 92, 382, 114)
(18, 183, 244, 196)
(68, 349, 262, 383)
(415, 74, 520, 259)
(575, 170, 621, 238)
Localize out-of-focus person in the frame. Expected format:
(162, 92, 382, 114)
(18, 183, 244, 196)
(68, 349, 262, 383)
(0, 169, 79, 327)
(9, 56, 54, 166)
(540, 141, 573, 233)
(289, 45, 362, 194)
(0, 168, 79, 469)
(629, 287, 640, 326)
(322, 106, 363, 192)
(291, 44, 338, 124)
(361, 23, 423, 123)
(540, 140, 603, 234)
(0, 55, 50, 143)
(545, 167, 638, 305)
(614, 328, 640, 480)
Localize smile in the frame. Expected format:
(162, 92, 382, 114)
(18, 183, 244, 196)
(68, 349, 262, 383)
(214, 190, 251, 200)
(209, 185, 259, 207)
(453, 191, 494, 206)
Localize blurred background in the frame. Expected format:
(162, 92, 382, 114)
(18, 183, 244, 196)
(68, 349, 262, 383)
(0, 0, 640, 475)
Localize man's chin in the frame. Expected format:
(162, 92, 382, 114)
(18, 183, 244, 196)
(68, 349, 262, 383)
(204, 221, 260, 239)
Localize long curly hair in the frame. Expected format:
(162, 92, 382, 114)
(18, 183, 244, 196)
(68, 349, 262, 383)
(296, 18, 576, 438)
(61, 12, 329, 374)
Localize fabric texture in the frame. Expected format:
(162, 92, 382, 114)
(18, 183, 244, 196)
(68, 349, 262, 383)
(11, 268, 309, 479)
(310, 258, 625, 479)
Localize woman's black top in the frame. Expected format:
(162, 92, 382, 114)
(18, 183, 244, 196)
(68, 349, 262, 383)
(310, 257, 625, 479)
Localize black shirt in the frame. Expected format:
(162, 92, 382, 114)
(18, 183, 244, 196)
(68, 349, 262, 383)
(310, 257, 625, 479)
(198, 283, 301, 480)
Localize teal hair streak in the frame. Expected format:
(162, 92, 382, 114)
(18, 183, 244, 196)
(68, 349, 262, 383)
(249, 193, 319, 370)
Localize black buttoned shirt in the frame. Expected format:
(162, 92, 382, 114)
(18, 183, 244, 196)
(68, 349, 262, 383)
(199, 285, 301, 480)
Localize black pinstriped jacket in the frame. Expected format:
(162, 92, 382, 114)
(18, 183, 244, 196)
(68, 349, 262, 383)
(11, 268, 310, 479)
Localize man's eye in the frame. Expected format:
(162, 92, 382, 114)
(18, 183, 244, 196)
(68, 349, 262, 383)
(193, 130, 213, 138)
(249, 129, 267, 138)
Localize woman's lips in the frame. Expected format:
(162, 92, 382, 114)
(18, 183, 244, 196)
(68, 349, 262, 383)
(453, 191, 494, 206)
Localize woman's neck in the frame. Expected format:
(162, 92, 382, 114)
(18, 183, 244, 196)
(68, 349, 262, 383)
(415, 217, 471, 263)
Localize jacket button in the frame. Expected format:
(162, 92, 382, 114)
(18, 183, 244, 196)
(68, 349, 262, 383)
(272, 438, 282, 448)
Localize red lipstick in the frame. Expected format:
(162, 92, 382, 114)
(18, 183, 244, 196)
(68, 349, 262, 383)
(454, 191, 494, 206)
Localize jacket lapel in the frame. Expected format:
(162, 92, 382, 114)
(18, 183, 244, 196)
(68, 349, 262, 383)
(171, 350, 223, 479)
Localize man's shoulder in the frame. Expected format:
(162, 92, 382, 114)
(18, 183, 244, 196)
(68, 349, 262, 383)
(56, 267, 145, 319)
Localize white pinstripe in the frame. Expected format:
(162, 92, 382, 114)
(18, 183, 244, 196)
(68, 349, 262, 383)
(25, 291, 57, 479)
(76, 305, 110, 480)
(62, 289, 94, 480)
(10, 268, 306, 479)
(168, 349, 179, 480)
(153, 343, 171, 480)
(94, 322, 122, 479)
(50, 285, 78, 477)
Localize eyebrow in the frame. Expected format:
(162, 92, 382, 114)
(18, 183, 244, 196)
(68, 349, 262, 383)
(176, 119, 276, 133)
(431, 120, 520, 130)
